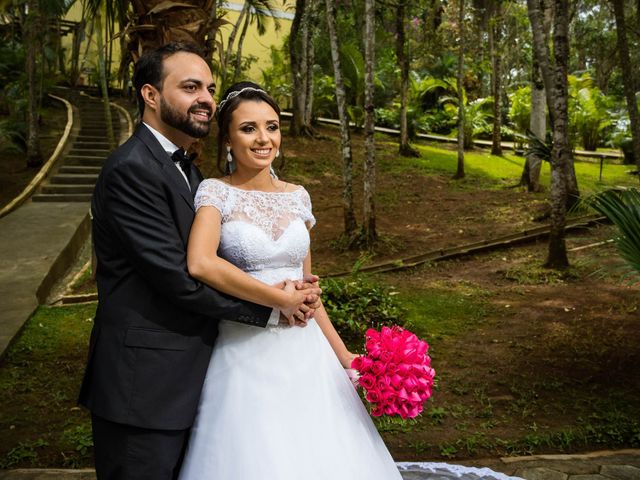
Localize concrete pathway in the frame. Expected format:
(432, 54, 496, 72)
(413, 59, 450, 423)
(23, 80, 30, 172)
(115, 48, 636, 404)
(0, 201, 90, 357)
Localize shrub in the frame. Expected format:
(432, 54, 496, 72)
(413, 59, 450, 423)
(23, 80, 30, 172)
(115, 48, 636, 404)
(321, 277, 407, 347)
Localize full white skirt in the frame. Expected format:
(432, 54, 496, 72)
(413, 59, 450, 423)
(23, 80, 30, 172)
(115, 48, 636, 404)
(178, 318, 403, 480)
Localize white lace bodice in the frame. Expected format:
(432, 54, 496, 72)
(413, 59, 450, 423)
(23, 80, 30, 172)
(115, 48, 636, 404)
(194, 179, 315, 284)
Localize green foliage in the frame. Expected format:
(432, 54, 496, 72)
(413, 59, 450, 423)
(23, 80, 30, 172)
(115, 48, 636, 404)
(60, 424, 93, 467)
(0, 439, 48, 469)
(584, 187, 640, 280)
(260, 43, 292, 109)
(568, 74, 614, 151)
(508, 86, 532, 134)
(321, 277, 406, 347)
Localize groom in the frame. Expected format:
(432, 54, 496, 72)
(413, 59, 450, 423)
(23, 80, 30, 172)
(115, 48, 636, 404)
(79, 42, 320, 480)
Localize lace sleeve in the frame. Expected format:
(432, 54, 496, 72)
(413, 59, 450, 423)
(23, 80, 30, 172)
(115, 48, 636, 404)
(194, 179, 232, 216)
(297, 187, 316, 229)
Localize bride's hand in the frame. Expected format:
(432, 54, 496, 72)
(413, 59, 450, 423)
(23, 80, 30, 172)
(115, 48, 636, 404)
(339, 351, 359, 369)
(278, 280, 310, 327)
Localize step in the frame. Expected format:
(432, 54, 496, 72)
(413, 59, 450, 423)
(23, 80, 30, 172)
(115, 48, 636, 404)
(32, 193, 92, 202)
(69, 148, 112, 156)
(76, 135, 112, 142)
(41, 184, 95, 194)
(74, 141, 114, 149)
(79, 130, 119, 137)
(65, 156, 106, 166)
(50, 174, 99, 185)
(59, 165, 103, 174)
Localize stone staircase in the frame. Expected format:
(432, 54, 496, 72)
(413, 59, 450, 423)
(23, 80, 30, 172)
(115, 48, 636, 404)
(32, 95, 122, 203)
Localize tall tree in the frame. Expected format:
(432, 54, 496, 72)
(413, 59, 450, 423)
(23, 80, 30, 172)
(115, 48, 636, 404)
(362, 0, 377, 245)
(528, 0, 573, 268)
(94, 11, 116, 149)
(610, 0, 640, 174)
(325, 0, 358, 237)
(520, 56, 546, 191)
(454, 0, 466, 179)
(24, 0, 43, 167)
(289, 0, 317, 137)
(489, 0, 503, 156)
(396, 0, 419, 157)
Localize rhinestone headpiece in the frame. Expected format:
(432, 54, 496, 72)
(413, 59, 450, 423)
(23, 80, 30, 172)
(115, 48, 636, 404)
(217, 87, 267, 114)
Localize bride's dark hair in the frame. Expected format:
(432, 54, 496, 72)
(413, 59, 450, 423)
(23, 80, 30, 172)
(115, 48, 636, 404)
(215, 81, 281, 174)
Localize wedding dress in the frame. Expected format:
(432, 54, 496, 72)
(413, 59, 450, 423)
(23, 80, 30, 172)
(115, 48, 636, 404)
(178, 180, 520, 480)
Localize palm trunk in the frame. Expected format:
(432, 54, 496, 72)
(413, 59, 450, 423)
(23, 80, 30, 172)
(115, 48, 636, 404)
(25, 0, 42, 168)
(521, 58, 546, 191)
(544, 0, 571, 269)
(233, 11, 251, 83)
(325, 0, 357, 237)
(223, 2, 249, 89)
(289, 0, 313, 136)
(611, 0, 640, 175)
(397, 2, 418, 157)
(490, 3, 503, 156)
(95, 13, 116, 149)
(454, 0, 466, 179)
(303, 9, 316, 129)
(362, 0, 377, 245)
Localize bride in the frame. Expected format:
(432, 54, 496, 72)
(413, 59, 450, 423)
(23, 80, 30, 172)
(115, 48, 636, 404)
(178, 81, 520, 480)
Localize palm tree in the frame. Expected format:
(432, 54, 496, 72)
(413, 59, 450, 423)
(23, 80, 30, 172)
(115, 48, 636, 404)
(289, 0, 318, 137)
(395, 0, 419, 157)
(585, 188, 640, 280)
(610, 0, 640, 175)
(362, 0, 377, 246)
(325, 0, 357, 238)
(454, 0, 466, 179)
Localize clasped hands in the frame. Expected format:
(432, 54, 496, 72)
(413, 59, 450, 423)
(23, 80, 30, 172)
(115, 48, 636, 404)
(275, 274, 322, 327)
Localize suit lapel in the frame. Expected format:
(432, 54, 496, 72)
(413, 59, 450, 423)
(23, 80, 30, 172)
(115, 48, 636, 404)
(134, 125, 195, 211)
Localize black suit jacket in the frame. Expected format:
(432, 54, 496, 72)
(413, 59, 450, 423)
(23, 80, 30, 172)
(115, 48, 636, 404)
(79, 124, 271, 430)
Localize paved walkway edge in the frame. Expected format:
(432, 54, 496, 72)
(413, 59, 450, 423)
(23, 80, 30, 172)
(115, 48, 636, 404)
(0, 95, 74, 219)
(36, 212, 91, 304)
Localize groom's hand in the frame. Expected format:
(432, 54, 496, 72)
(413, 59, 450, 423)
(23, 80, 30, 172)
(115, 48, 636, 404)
(295, 274, 322, 318)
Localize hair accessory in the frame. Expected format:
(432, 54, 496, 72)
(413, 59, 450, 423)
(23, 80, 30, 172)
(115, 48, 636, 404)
(217, 87, 267, 113)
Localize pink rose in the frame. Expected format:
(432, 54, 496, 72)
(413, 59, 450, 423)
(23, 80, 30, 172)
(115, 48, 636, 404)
(359, 373, 376, 390)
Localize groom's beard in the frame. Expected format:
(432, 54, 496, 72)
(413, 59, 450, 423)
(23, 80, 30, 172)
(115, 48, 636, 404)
(160, 98, 212, 138)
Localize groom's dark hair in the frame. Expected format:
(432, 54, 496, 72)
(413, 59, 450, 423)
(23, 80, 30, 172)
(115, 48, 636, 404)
(133, 42, 206, 119)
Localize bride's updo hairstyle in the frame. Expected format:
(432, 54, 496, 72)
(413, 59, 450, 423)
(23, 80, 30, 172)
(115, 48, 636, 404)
(215, 81, 281, 174)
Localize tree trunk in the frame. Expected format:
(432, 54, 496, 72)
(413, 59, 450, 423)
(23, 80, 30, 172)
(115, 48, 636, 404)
(95, 13, 116, 150)
(362, 0, 377, 245)
(25, 0, 43, 168)
(289, 0, 315, 137)
(521, 59, 546, 191)
(223, 2, 249, 90)
(490, 2, 503, 156)
(454, 0, 466, 179)
(303, 1, 316, 128)
(396, 1, 419, 157)
(611, 0, 640, 175)
(526, 0, 555, 128)
(325, 0, 358, 237)
(544, 0, 571, 269)
(233, 10, 251, 83)
(528, 0, 579, 207)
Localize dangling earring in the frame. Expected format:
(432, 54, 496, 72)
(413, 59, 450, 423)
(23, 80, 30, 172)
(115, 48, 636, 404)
(226, 146, 236, 175)
(270, 149, 280, 179)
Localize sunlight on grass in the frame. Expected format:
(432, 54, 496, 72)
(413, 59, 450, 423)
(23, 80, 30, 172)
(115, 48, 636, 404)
(384, 143, 639, 194)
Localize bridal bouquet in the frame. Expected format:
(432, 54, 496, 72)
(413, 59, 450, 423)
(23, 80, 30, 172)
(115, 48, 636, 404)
(350, 326, 435, 419)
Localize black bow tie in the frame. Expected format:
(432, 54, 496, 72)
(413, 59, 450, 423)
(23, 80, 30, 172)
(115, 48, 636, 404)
(172, 148, 197, 173)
